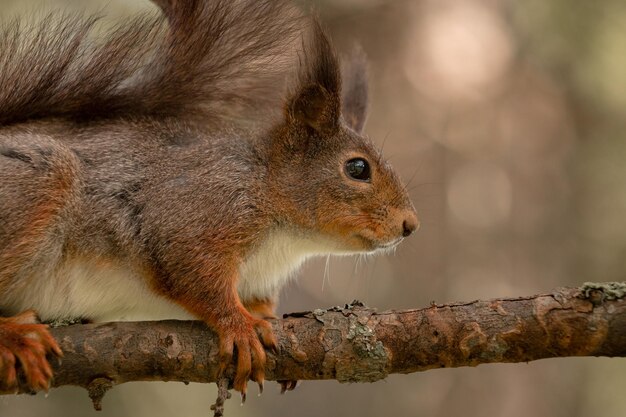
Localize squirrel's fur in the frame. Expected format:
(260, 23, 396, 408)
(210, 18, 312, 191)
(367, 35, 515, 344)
(0, 0, 418, 396)
(0, 1, 300, 126)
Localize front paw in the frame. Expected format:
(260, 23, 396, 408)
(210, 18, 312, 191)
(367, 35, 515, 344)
(0, 310, 63, 393)
(215, 317, 277, 400)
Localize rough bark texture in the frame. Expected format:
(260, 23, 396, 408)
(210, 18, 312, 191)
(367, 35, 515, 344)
(6, 283, 626, 397)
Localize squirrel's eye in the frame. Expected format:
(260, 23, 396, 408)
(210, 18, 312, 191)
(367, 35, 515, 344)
(345, 158, 371, 182)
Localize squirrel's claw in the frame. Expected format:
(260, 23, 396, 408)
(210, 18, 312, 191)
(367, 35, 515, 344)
(216, 316, 274, 401)
(278, 380, 299, 394)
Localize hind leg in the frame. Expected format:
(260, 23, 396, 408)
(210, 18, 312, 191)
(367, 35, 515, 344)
(0, 310, 62, 393)
(0, 135, 80, 280)
(0, 135, 78, 392)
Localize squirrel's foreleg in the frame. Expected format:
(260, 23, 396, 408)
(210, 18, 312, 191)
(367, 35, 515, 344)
(153, 257, 277, 399)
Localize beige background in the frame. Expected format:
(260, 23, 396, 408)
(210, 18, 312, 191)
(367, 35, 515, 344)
(1, 0, 626, 416)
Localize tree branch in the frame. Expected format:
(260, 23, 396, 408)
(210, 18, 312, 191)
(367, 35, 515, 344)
(7, 283, 626, 401)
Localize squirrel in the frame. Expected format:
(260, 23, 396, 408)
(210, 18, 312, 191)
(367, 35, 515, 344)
(0, 0, 418, 397)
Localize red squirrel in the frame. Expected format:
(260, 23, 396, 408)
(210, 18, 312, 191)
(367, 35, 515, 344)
(0, 0, 418, 396)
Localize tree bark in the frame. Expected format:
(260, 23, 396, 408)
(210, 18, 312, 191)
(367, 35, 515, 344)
(8, 283, 626, 401)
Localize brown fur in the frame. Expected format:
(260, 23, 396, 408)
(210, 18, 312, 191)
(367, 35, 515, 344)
(0, 1, 301, 127)
(0, 0, 418, 396)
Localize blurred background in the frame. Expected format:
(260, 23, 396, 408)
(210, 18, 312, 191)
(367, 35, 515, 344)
(2, 0, 626, 416)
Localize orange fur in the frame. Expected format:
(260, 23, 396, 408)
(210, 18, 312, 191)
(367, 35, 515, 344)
(244, 298, 278, 320)
(0, 311, 62, 393)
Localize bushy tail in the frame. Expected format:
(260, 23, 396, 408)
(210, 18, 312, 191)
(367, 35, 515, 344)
(0, 0, 303, 126)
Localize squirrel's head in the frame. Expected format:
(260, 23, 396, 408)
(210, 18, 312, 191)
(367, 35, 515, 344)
(267, 23, 418, 253)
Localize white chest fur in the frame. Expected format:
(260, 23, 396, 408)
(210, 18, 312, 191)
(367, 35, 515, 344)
(2, 258, 192, 322)
(1, 229, 337, 321)
(237, 228, 338, 301)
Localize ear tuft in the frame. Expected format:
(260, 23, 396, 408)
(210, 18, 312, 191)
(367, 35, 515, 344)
(287, 20, 341, 133)
(341, 45, 369, 133)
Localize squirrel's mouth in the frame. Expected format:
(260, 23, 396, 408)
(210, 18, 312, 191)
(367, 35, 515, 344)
(372, 237, 404, 253)
(379, 237, 404, 249)
(354, 233, 404, 253)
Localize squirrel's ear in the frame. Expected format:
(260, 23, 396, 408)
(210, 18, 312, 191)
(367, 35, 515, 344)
(287, 22, 341, 134)
(341, 46, 369, 134)
(289, 84, 339, 132)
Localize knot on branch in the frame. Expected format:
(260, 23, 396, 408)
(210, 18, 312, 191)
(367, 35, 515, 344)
(87, 377, 113, 411)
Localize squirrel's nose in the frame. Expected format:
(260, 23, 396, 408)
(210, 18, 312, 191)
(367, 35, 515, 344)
(402, 212, 419, 237)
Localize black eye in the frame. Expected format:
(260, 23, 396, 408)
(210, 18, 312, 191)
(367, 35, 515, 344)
(345, 158, 371, 182)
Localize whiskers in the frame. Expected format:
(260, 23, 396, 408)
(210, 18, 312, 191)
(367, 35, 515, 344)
(321, 254, 331, 292)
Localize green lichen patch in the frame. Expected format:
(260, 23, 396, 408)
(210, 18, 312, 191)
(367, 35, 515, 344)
(335, 315, 389, 383)
(580, 281, 626, 300)
(312, 309, 327, 323)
